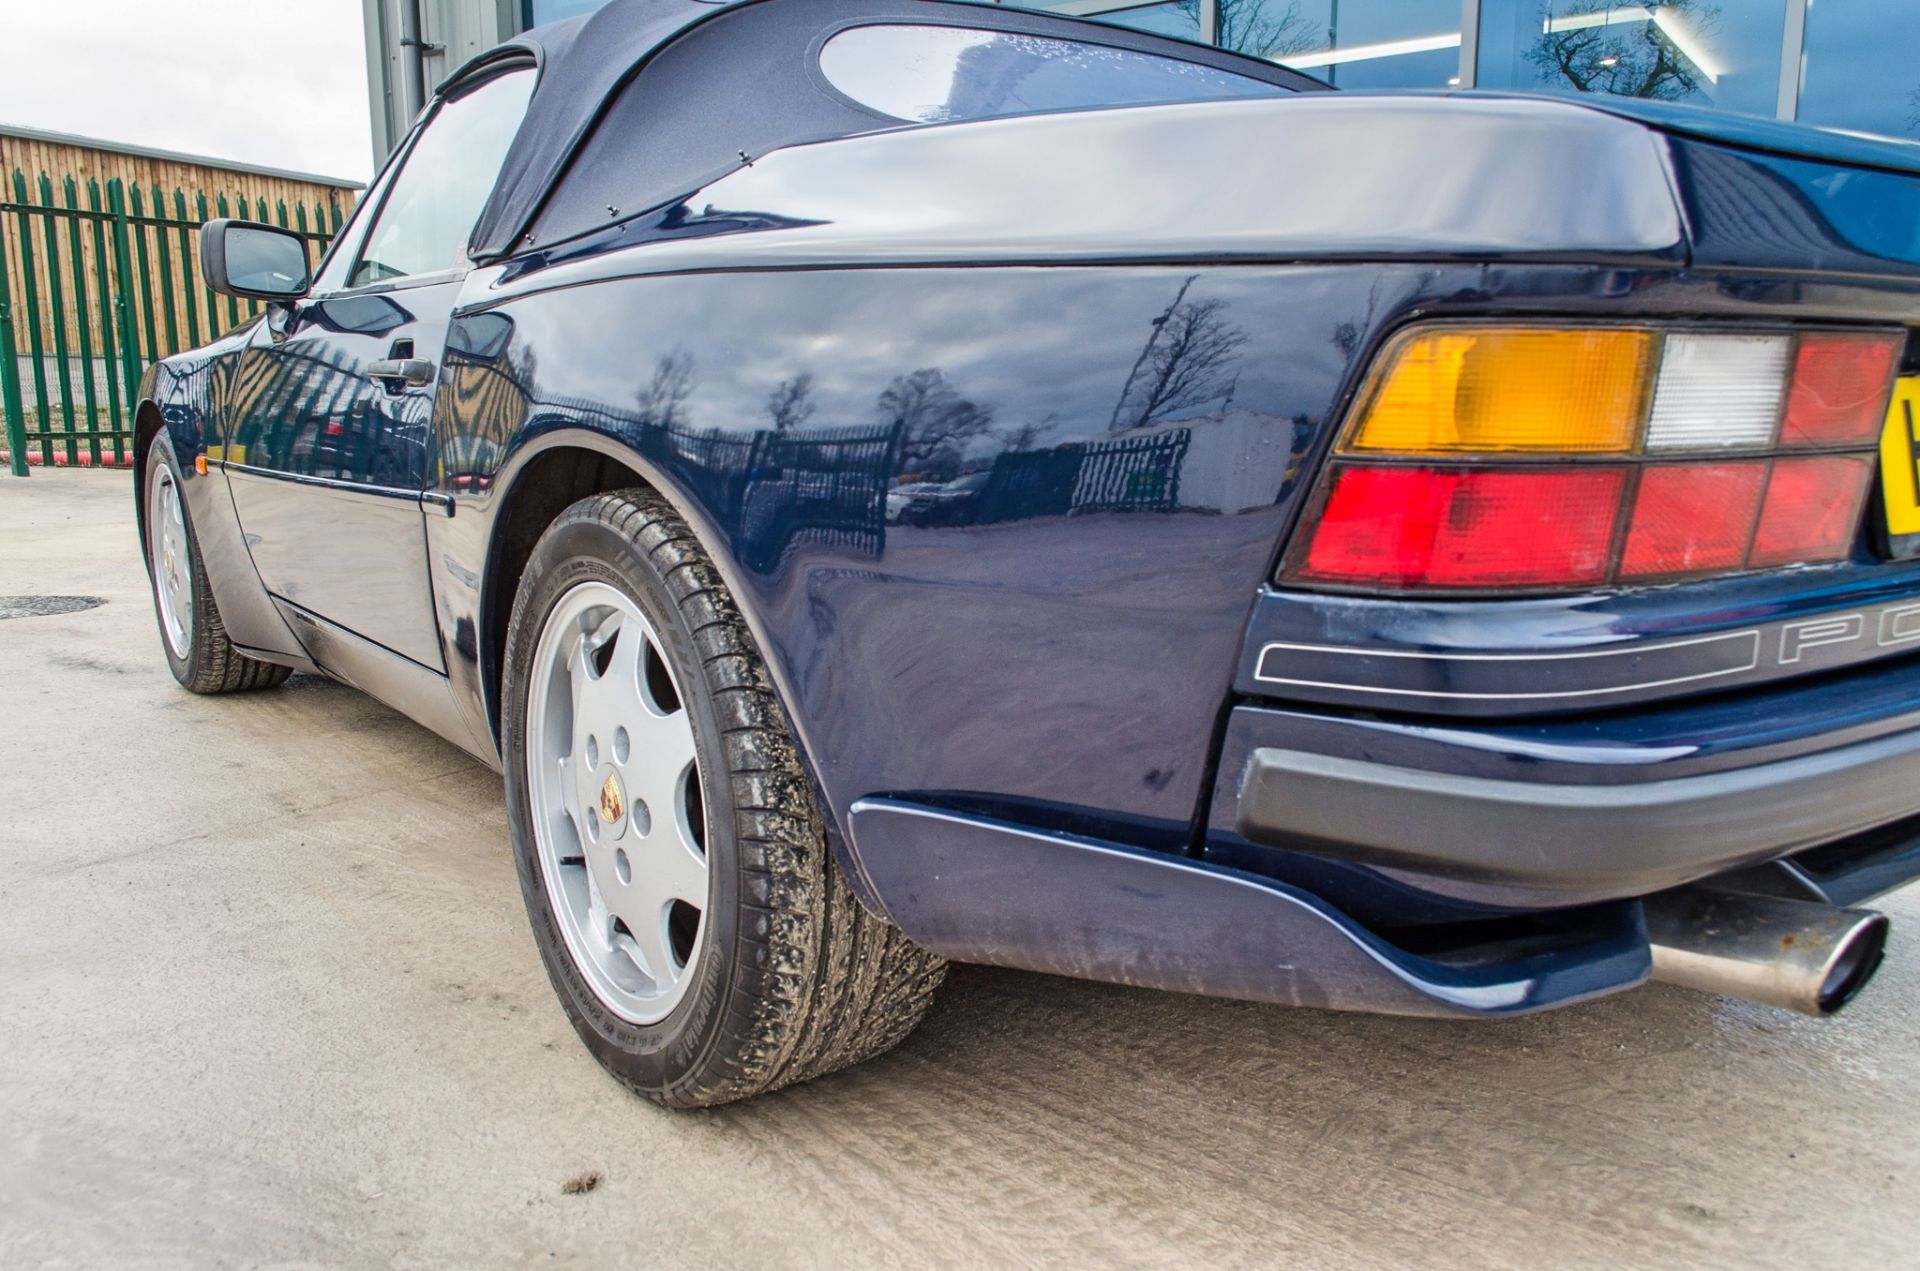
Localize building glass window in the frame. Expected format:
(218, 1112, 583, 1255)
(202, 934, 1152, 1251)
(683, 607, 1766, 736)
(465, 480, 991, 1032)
(512, 0, 1920, 145)
(1088, 2, 1206, 44)
(1797, 0, 1920, 141)
(527, 0, 611, 25)
(1229, 0, 1463, 89)
(1476, 0, 1788, 119)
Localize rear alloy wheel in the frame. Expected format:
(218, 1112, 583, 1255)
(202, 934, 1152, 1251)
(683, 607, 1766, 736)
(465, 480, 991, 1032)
(503, 488, 945, 1107)
(143, 432, 293, 694)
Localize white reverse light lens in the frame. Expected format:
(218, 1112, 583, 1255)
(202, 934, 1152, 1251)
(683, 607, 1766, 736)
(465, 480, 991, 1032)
(1645, 333, 1792, 451)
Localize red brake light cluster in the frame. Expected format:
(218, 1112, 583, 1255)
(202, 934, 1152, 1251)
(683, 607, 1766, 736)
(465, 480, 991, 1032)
(1284, 326, 1904, 593)
(1306, 466, 1623, 588)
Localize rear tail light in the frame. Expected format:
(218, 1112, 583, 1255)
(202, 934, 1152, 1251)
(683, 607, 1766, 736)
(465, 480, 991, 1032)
(1749, 455, 1875, 567)
(1346, 328, 1653, 454)
(1644, 333, 1791, 451)
(1304, 466, 1625, 588)
(1618, 460, 1766, 578)
(1783, 334, 1901, 446)
(1284, 325, 1903, 593)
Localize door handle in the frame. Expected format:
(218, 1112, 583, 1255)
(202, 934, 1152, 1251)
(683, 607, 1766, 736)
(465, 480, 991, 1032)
(365, 357, 434, 387)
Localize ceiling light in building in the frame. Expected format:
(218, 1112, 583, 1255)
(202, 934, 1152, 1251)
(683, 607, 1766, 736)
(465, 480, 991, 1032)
(1541, 5, 1720, 82)
(1280, 32, 1462, 70)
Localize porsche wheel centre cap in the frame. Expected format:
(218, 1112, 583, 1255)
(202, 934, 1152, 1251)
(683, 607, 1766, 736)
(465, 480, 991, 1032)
(598, 772, 626, 828)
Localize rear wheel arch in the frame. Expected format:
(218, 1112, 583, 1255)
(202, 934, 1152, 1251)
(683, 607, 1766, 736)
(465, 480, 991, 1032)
(482, 436, 733, 749)
(480, 433, 887, 918)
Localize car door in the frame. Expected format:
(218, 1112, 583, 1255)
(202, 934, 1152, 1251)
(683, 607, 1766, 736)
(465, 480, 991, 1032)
(223, 64, 534, 671)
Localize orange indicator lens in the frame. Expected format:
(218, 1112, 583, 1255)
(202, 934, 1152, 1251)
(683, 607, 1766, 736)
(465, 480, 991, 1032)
(1345, 328, 1655, 455)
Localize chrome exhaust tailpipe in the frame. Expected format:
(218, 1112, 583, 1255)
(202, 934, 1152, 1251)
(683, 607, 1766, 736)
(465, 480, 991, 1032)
(1644, 888, 1889, 1016)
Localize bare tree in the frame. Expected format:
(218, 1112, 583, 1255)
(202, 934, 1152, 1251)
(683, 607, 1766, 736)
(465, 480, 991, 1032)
(1530, 0, 1720, 102)
(1330, 278, 1389, 363)
(637, 352, 696, 431)
(1906, 85, 1920, 137)
(999, 421, 1042, 453)
(765, 372, 816, 434)
(876, 368, 994, 475)
(1110, 277, 1248, 432)
(1180, 0, 1318, 60)
(504, 341, 539, 395)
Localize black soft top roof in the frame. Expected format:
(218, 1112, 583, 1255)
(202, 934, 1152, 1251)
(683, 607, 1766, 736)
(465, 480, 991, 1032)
(456, 0, 1325, 262)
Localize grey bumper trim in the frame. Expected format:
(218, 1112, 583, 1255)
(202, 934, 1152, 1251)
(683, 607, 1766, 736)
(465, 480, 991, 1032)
(1237, 728, 1920, 891)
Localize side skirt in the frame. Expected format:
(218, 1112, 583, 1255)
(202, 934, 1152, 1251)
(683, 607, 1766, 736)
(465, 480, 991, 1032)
(273, 599, 499, 767)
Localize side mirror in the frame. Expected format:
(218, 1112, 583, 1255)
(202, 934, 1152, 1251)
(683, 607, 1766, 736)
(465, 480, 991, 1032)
(199, 219, 310, 301)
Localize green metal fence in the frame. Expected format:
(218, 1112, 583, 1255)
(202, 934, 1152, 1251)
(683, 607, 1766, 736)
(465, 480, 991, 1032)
(0, 172, 342, 476)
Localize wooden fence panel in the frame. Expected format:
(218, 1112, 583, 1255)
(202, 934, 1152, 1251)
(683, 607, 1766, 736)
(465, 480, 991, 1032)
(1, 168, 344, 472)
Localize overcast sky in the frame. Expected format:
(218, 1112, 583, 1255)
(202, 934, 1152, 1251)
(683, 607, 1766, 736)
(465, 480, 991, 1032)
(1, 0, 374, 183)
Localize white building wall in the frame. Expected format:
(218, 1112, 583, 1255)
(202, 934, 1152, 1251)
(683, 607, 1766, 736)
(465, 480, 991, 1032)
(1115, 411, 1308, 515)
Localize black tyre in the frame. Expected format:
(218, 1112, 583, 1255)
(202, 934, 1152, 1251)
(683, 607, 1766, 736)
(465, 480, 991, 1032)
(502, 488, 945, 1107)
(143, 433, 293, 694)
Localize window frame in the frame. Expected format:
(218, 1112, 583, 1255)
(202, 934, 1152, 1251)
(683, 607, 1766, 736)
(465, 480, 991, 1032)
(327, 60, 537, 299)
(307, 123, 421, 299)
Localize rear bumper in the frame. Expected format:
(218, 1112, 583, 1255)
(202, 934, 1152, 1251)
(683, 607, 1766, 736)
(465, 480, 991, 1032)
(1206, 643, 1920, 923)
(1236, 725, 1920, 893)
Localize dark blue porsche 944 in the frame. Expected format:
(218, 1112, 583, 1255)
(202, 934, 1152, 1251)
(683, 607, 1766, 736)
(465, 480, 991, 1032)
(134, 0, 1920, 1105)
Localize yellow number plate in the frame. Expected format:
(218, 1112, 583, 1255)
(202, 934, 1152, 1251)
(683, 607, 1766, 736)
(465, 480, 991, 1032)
(1879, 377, 1920, 541)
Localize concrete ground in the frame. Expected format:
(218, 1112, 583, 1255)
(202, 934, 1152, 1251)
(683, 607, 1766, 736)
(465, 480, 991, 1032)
(2, 467, 1917, 1269)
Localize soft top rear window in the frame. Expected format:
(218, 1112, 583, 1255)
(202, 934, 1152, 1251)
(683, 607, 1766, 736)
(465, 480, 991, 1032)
(819, 23, 1289, 125)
